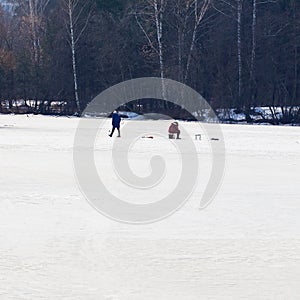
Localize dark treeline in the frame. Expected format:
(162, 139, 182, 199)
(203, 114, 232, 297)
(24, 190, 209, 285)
(0, 0, 300, 122)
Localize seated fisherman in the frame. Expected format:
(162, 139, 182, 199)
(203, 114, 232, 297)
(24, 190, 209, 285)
(168, 121, 181, 139)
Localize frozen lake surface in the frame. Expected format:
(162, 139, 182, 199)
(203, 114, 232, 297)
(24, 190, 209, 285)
(0, 114, 300, 299)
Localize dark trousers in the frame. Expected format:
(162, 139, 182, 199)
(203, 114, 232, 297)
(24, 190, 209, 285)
(110, 126, 120, 137)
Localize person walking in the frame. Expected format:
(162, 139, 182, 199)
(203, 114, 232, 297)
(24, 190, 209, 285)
(109, 110, 121, 137)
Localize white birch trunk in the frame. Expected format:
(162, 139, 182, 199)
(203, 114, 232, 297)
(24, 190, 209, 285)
(67, 0, 80, 113)
(237, 0, 243, 102)
(64, 0, 92, 113)
(292, 3, 297, 104)
(178, 26, 183, 82)
(28, 0, 39, 64)
(250, 0, 256, 85)
(294, 42, 298, 104)
(153, 0, 166, 99)
(174, 0, 190, 82)
(248, 0, 257, 107)
(25, 0, 50, 64)
(184, 0, 211, 83)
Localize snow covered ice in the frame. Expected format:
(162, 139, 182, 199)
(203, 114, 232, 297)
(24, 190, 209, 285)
(0, 114, 300, 299)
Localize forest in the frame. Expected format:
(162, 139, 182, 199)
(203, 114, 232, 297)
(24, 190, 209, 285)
(0, 0, 299, 123)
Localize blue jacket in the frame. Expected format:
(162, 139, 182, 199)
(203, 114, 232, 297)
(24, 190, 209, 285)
(112, 112, 121, 127)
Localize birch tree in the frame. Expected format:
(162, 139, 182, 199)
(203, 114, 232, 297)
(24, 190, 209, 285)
(171, 0, 211, 83)
(249, 0, 256, 88)
(249, 0, 278, 107)
(184, 0, 211, 83)
(153, 0, 166, 98)
(62, 0, 92, 113)
(291, 0, 298, 105)
(0, 6, 16, 102)
(27, 0, 49, 64)
(212, 0, 244, 106)
(237, 0, 242, 103)
(171, 0, 189, 82)
(134, 0, 167, 99)
(15, 0, 50, 64)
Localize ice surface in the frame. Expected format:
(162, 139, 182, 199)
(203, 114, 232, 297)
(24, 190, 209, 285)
(0, 114, 300, 299)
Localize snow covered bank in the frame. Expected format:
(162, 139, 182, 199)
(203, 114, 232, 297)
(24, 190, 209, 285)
(216, 106, 300, 125)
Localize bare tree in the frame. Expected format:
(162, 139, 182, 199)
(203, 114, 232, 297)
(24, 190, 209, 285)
(170, 0, 211, 83)
(134, 0, 167, 98)
(15, 0, 50, 64)
(62, 0, 92, 113)
(291, 0, 298, 105)
(236, 0, 243, 102)
(172, 0, 189, 82)
(184, 0, 211, 83)
(28, 0, 50, 64)
(212, 0, 243, 105)
(249, 0, 256, 86)
(153, 0, 166, 98)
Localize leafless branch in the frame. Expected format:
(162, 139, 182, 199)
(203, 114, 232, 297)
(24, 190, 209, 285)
(134, 14, 159, 55)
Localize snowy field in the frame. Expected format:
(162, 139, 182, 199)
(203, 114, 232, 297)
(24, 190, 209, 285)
(0, 114, 300, 299)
